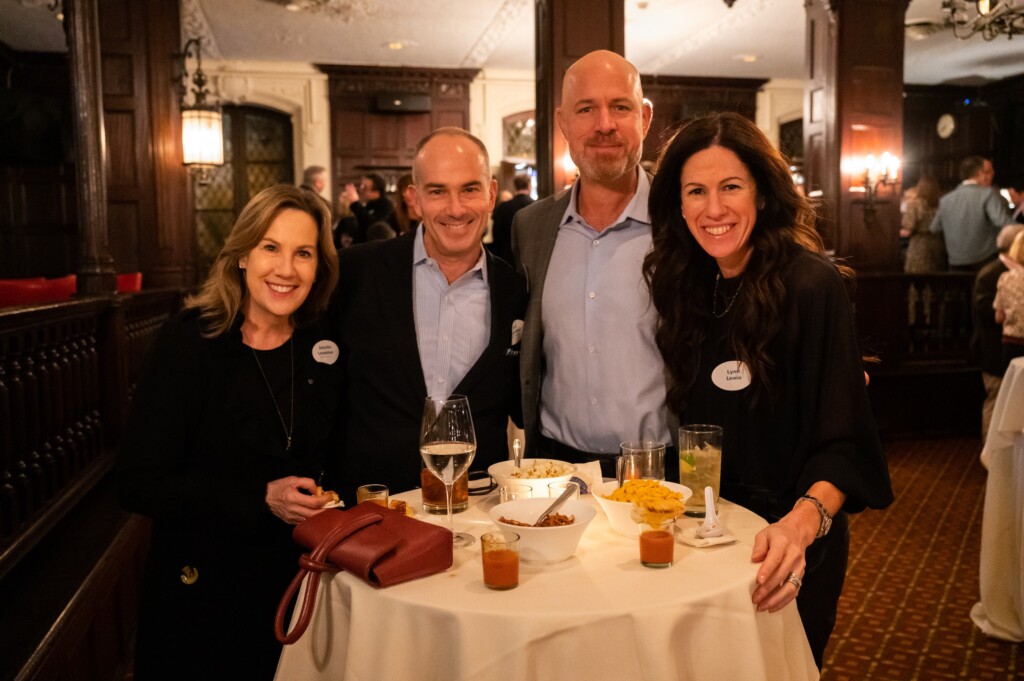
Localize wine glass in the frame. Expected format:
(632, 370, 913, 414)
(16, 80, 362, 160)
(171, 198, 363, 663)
(419, 394, 477, 548)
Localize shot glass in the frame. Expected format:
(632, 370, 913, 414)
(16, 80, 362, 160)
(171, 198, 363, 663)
(499, 483, 533, 503)
(678, 425, 723, 518)
(548, 481, 580, 500)
(631, 502, 675, 568)
(356, 483, 389, 507)
(481, 531, 520, 590)
(618, 440, 666, 482)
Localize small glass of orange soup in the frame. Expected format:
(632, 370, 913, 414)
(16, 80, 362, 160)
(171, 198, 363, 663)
(481, 532, 520, 590)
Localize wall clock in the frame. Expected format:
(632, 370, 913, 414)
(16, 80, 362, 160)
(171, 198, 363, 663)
(936, 113, 956, 139)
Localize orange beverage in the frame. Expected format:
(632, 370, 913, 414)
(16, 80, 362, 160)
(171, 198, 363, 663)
(481, 532, 520, 590)
(482, 548, 519, 589)
(639, 529, 674, 567)
(420, 467, 469, 513)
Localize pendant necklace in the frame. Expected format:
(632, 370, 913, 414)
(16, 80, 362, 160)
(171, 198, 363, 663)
(250, 336, 295, 452)
(712, 273, 744, 318)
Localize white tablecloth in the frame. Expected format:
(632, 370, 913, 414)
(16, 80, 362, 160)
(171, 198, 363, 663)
(971, 356, 1024, 641)
(275, 489, 818, 681)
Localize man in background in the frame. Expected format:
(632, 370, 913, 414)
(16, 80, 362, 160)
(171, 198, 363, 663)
(930, 156, 1012, 271)
(1008, 179, 1024, 224)
(300, 165, 327, 196)
(341, 173, 394, 243)
(489, 174, 534, 264)
(329, 128, 527, 504)
(511, 50, 673, 479)
(973, 223, 1024, 437)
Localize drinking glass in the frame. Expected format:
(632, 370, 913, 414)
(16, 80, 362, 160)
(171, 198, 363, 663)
(678, 425, 723, 517)
(617, 440, 666, 482)
(420, 394, 477, 548)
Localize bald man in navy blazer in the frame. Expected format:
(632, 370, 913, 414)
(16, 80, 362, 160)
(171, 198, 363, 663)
(328, 128, 527, 505)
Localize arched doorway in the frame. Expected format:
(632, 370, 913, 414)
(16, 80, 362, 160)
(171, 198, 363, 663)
(193, 105, 295, 273)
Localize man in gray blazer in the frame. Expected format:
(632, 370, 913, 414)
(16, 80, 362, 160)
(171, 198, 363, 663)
(930, 156, 1012, 271)
(511, 50, 675, 479)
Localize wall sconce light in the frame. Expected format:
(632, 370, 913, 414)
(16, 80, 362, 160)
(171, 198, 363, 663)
(844, 152, 900, 219)
(178, 38, 223, 181)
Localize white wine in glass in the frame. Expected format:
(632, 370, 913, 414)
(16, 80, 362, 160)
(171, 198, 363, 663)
(419, 395, 477, 548)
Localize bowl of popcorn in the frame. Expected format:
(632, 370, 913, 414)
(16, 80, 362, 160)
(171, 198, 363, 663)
(593, 479, 692, 538)
(488, 498, 596, 563)
(488, 458, 576, 498)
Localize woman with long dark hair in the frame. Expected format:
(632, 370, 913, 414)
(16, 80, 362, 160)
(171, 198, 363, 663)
(643, 112, 892, 667)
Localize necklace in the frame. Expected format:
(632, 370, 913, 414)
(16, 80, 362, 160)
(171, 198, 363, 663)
(250, 337, 294, 452)
(712, 273, 744, 318)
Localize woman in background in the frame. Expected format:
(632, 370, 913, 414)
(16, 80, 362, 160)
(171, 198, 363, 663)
(994, 229, 1024, 365)
(901, 176, 946, 272)
(388, 172, 421, 235)
(643, 112, 893, 668)
(118, 185, 341, 680)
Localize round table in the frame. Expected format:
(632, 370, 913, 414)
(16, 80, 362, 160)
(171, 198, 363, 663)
(275, 488, 818, 681)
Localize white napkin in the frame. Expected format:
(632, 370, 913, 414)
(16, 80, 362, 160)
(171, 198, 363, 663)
(676, 520, 739, 547)
(570, 461, 605, 495)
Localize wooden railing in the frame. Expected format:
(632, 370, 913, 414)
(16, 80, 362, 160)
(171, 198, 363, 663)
(853, 271, 980, 436)
(0, 290, 182, 577)
(854, 271, 976, 369)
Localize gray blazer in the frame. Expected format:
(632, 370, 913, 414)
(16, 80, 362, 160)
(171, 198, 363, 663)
(510, 190, 572, 450)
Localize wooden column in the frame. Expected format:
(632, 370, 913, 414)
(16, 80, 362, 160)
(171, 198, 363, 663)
(534, 0, 625, 198)
(65, 0, 117, 295)
(804, 0, 910, 270)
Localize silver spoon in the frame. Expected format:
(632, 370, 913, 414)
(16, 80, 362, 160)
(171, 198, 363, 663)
(532, 484, 577, 527)
(513, 438, 522, 470)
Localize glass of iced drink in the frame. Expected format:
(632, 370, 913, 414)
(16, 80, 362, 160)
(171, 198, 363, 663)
(678, 425, 722, 518)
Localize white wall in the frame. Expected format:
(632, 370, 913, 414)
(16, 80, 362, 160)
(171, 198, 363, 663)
(756, 78, 804, 148)
(469, 68, 536, 173)
(203, 60, 332, 199)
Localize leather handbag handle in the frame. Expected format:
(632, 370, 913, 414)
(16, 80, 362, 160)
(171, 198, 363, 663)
(275, 511, 382, 644)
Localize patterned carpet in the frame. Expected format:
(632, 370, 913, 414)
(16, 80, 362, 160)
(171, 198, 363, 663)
(822, 437, 1022, 680)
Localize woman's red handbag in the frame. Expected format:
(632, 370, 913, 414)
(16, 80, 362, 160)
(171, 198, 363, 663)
(274, 501, 453, 644)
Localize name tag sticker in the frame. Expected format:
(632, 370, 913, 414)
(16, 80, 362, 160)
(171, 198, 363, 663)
(312, 340, 340, 365)
(711, 360, 751, 391)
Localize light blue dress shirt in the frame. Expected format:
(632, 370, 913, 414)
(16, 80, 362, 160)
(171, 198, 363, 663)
(929, 181, 1013, 266)
(413, 226, 491, 396)
(539, 170, 671, 453)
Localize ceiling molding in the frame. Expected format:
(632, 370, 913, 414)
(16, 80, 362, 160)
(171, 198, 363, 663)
(641, 0, 777, 75)
(460, 0, 530, 67)
(183, 0, 223, 59)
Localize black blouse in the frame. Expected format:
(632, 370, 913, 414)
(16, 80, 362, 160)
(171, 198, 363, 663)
(682, 250, 893, 517)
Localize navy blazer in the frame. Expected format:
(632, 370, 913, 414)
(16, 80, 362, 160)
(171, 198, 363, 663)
(328, 232, 527, 504)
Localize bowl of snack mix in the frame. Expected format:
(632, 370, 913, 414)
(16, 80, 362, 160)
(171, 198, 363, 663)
(488, 458, 576, 497)
(488, 498, 596, 563)
(593, 479, 692, 538)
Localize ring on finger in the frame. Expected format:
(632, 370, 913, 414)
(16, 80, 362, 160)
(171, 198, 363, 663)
(784, 572, 803, 591)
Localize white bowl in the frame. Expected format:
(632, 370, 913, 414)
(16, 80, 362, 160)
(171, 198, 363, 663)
(488, 498, 596, 563)
(488, 458, 576, 498)
(592, 480, 692, 538)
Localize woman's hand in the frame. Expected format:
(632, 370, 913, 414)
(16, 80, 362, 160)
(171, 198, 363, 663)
(750, 506, 817, 613)
(266, 476, 328, 525)
(750, 482, 845, 613)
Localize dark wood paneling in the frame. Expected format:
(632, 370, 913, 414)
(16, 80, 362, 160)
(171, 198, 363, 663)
(804, 0, 908, 271)
(903, 75, 1024, 191)
(320, 65, 477, 194)
(0, 165, 78, 278)
(534, 0, 625, 196)
(639, 76, 766, 161)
